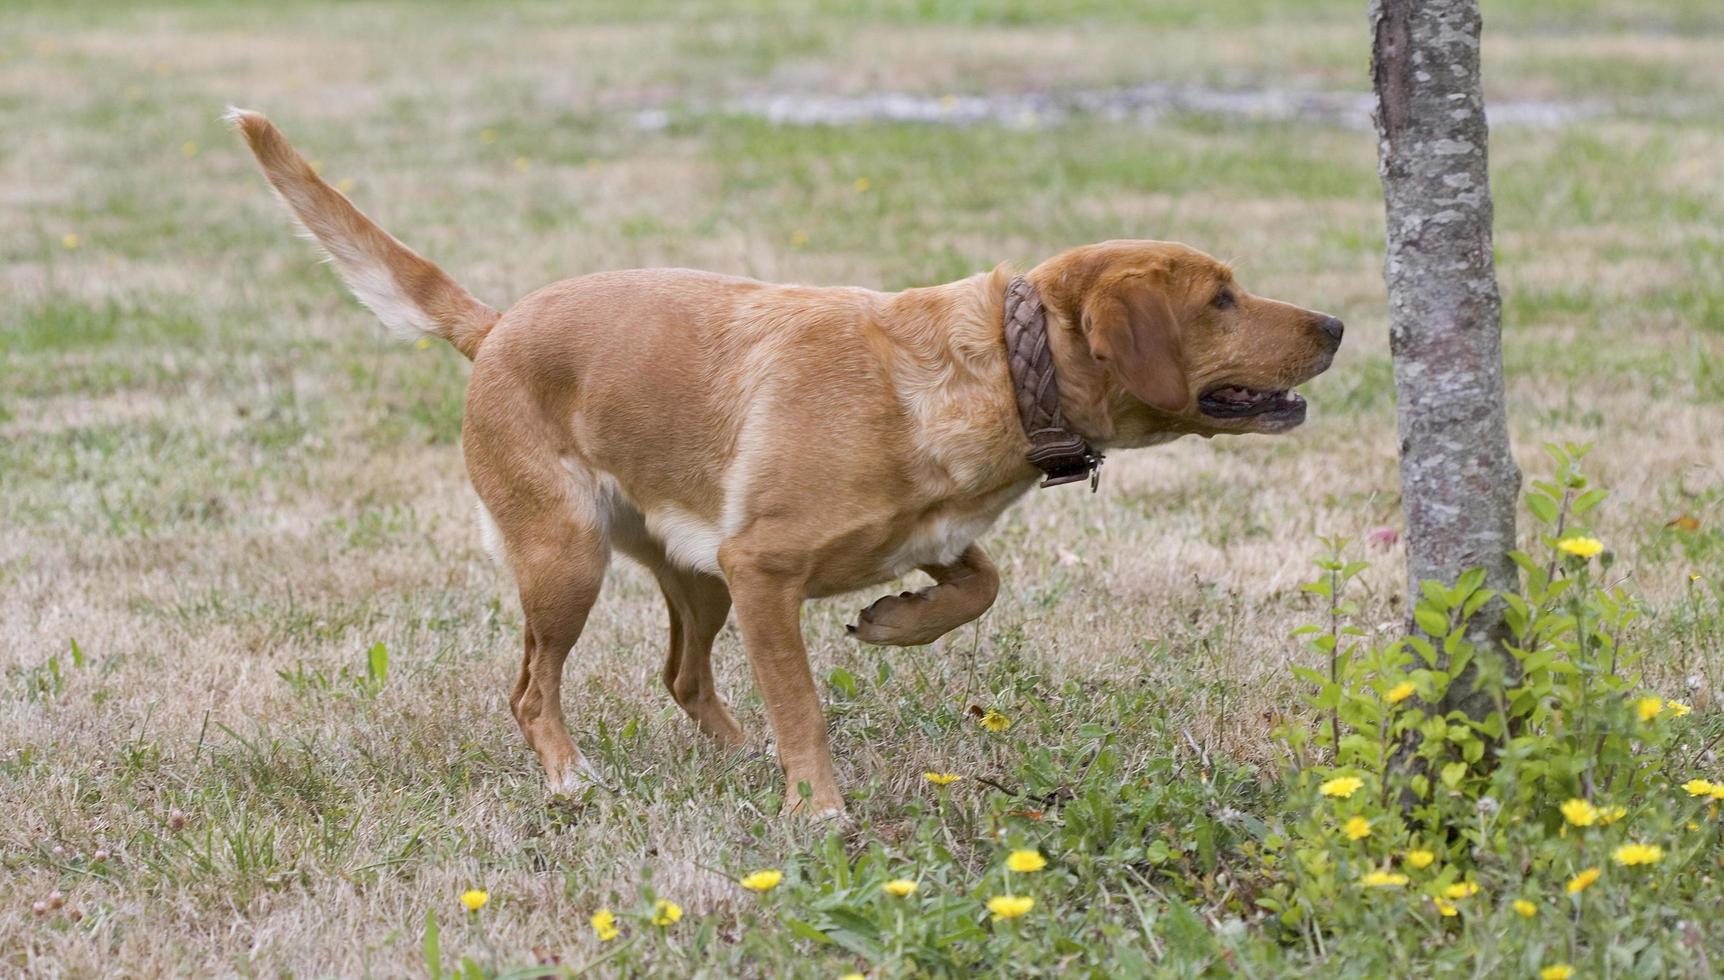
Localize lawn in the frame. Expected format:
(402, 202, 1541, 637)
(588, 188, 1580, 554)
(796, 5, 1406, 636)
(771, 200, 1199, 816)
(4, 0, 1724, 975)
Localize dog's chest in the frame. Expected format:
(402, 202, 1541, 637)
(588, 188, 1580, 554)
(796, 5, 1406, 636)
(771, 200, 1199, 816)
(876, 486, 1024, 580)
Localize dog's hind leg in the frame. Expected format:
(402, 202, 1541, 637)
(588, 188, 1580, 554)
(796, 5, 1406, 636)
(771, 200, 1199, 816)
(654, 568, 746, 747)
(848, 543, 1000, 647)
(507, 520, 609, 794)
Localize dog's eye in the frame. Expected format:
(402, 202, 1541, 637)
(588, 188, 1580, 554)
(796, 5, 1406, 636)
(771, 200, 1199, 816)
(1212, 289, 1235, 310)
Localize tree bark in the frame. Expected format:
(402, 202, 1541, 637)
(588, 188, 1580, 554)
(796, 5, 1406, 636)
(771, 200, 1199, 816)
(1370, 0, 1521, 721)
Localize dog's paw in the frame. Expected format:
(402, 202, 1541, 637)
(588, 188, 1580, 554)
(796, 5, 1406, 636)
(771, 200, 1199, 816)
(847, 589, 945, 646)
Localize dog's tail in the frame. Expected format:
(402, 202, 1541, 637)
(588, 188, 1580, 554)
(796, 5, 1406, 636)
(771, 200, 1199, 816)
(226, 108, 499, 359)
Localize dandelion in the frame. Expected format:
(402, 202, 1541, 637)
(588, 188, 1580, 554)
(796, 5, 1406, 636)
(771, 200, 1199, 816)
(1557, 537, 1603, 559)
(1405, 849, 1435, 870)
(416, 337, 433, 350)
(460, 889, 489, 912)
(590, 908, 619, 941)
(1669, 700, 1692, 718)
(336, 177, 356, 193)
(923, 772, 961, 786)
(882, 879, 918, 898)
(841, 975, 865, 980)
(61, 233, 80, 250)
(739, 869, 783, 892)
(853, 177, 871, 193)
(513, 157, 531, 173)
(1385, 682, 1416, 704)
(1432, 899, 1458, 917)
(481, 128, 498, 144)
(1597, 805, 1627, 825)
(1637, 696, 1664, 722)
(652, 899, 682, 926)
(1342, 816, 1371, 841)
(987, 895, 1034, 920)
(1681, 778, 1716, 797)
(1560, 798, 1598, 827)
(1006, 849, 1047, 873)
(1540, 965, 1573, 980)
(1513, 899, 1538, 918)
(1442, 881, 1480, 900)
(979, 710, 1011, 732)
(1612, 843, 1664, 866)
(1320, 776, 1364, 798)
(1359, 871, 1409, 888)
(1566, 867, 1600, 894)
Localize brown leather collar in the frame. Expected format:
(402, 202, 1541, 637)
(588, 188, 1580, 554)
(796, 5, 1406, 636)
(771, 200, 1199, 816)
(1002, 275, 1102, 490)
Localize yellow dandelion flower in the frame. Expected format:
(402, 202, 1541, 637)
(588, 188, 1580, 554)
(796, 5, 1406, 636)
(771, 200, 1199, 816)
(1560, 798, 1599, 827)
(1540, 965, 1573, 980)
(987, 895, 1034, 920)
(481, 128, 498, 144)
(590, 908, 618, 941)
(739, 869, 783, 892)
(1711, 787, 1724, 802)
(1688, 821, 1702, 831)
(1612, 843, 1664, 866)
(1385, 681, 1416, 704)
(882, 878, 918, 897)
(460, 889, 488, 912)
(1513, 899, 1537, 918)
(1319, 776, 1364, 799)
(841, 974, 865, 980)
(1342, 816, 1371, 840)
(652, 898, 682, 926)
(1557, 537, 1603, 559)
(1668, 700, 1692, 718)
(1442, 881, 1480, 900)
(1566, 867, 1601, 894)
(1597, 805, 1627, 825)
(923, 772, 961, 786)
(336, 177, 356, 193)
(1006, 849, 1047, 873)
(853, 177, 871, 193)
(513, 157, 531, 173)
(61, 233, 80, 250)
(979, 710, 1011, 732)
(1404, 849, 1435, 870)
(1637, 696, 1664, 722)
(1360, 870, 1409, 888)
(1433, 898, 1458, 917)
(415, 337, 433, 350)
(1681, 778, 1716, 797)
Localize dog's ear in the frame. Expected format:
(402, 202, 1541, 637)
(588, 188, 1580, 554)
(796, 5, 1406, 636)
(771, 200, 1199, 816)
(1080, 279, 1189, 413)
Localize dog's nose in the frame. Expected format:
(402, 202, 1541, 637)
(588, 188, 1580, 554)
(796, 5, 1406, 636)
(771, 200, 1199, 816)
(1317, 316, 1344, 344)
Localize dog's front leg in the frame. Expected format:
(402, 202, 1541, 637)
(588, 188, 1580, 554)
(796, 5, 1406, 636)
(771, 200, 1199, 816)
(721, 550, 845, 817)
(849, 543, 1000, 646)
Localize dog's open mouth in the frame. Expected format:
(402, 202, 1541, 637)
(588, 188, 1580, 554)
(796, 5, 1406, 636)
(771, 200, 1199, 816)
(1198, 384, 1306, 421)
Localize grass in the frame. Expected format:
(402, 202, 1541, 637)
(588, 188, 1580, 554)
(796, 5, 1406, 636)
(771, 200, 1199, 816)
(3, 0, 1724, 975)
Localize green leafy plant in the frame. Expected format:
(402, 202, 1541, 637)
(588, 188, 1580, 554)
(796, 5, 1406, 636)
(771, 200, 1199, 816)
(1265, 445, 1720, 975)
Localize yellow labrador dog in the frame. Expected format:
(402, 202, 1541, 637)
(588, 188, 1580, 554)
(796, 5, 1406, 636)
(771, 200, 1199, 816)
(230, 109, 1341, 816)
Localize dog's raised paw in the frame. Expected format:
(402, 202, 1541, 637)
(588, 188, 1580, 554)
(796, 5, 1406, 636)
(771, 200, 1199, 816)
(848, 588, 945, 646)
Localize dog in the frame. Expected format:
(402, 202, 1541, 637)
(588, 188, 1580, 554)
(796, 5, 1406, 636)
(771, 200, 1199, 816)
(229, 109, 1341, 816)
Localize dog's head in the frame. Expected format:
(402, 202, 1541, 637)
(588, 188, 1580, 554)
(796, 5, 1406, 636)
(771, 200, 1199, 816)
(1033, 240, 1342, 442)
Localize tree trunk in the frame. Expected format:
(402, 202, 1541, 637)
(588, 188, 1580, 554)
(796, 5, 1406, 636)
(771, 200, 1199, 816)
(1370, 0, 1521, 721)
